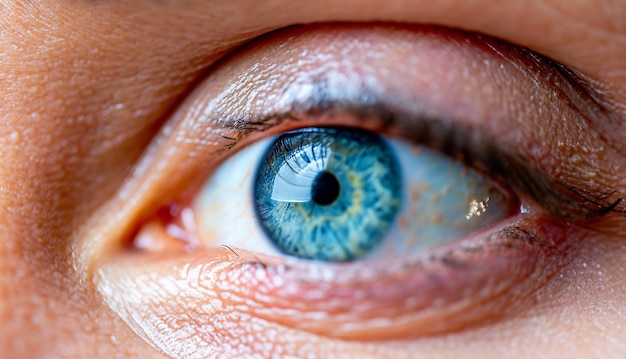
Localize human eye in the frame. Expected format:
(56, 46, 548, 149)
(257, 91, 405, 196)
(88, 24, 623, 358)
(196, 124, 515, 261)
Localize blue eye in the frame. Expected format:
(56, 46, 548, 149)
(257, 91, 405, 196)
(193, 127, 516, 262)
(254, 128, 402, 261)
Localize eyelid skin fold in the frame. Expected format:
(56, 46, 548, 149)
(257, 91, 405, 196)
(83, 23, 626, 358)
(97, 215, 574, 345)
(174, 24, 622, 217)
(172, 25, 626, 223)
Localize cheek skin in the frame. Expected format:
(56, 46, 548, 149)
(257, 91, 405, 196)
(0, 3, 243, 357)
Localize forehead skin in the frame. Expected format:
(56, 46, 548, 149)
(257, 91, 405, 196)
(1, 0, 625, 357)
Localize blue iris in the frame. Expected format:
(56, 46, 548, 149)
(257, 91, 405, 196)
(254, 128, 402, 261)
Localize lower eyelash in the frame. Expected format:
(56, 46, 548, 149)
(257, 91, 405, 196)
(213, 212, 574, 340)
(234, 215, 566, 275)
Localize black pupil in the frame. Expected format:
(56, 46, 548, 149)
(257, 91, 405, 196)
(311, 171, 341, 206)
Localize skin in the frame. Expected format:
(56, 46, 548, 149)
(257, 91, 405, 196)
(2, 0, 626, 358)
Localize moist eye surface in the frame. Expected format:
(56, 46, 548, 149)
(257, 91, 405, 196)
(254, 127, 403, 261)
(194, 123, 517, 262)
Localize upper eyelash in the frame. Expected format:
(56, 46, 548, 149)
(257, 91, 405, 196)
(213, 78, 624, 221)
(564, 186, 624, 216)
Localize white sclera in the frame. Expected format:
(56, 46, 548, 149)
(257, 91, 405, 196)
(193, 134, 512, 259)
(194, 139, 281, 255)
(367, 140, 511, 259)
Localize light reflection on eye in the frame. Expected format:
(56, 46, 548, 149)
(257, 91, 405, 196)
(193, 126, 517, 261)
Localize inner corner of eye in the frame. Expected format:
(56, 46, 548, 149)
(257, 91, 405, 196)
(187, 125, 520, 263)
(128, 202, 201, 255)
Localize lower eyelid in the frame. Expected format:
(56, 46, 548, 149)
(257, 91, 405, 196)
(216, 216, 570, 338)
(95, 213, 577, 347)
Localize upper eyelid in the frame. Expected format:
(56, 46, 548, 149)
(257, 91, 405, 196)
(216, 81, 624, 221)
(196, 26, 622, 212)
(192, 24, 624, 216)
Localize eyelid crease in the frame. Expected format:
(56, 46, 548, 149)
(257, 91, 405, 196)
(159, 25, 626, 237)
(481, 36, 626, 159)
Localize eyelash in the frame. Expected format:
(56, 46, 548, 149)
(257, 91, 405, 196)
(136, 84, 621, 270)
(214, 79, 622, 223)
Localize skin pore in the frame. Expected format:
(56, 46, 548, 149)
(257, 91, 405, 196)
(2, 0, 626, 358)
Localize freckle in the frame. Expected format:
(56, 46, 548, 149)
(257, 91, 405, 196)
(398, 217, 408, 230)
(412, 183, 430, 199)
